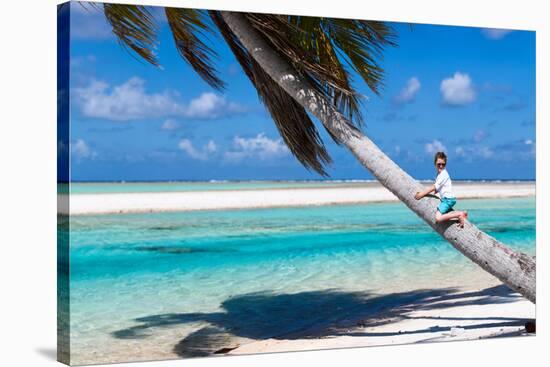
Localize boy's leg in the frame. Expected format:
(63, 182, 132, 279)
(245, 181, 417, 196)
(436, 199, 468, 227)
(435, 210, 468, 227)
(435, 210, 462, 222)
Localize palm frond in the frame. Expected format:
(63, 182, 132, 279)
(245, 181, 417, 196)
(103, 4, 159, 66)
(241, 14, 395, 130)
(322, 19, 396, 95)
(243, 14, 351, 97)
(165, 8, 224, 90)
(287, 16, 364, 127)
(211, 11, 332, 176)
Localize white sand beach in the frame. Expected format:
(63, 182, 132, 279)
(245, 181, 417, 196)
(229, 284, 535, 356)
(60, 181, 535, 215)
(67, 280, 535, 365)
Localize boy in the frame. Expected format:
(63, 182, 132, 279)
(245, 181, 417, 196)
(415, 151, 468, 228)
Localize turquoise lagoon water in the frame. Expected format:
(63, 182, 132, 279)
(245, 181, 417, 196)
(66, 194, 535, 364)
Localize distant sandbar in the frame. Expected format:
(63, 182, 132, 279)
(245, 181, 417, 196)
(58, 181, 535, 215)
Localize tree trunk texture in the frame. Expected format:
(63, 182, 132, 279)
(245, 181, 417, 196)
(221, 11, 536, 303)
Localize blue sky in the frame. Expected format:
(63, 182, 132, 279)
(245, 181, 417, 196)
(64, 2, 536, 181)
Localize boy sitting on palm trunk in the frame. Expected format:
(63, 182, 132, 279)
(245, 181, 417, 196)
(415, 151, 468, 228)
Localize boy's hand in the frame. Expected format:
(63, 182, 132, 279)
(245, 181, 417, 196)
(415, 192, 422, 200)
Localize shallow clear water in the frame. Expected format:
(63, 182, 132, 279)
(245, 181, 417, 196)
(66, 196, 535, 364)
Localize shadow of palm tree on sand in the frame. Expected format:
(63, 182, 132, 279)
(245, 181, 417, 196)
(111, 284, 530, 357)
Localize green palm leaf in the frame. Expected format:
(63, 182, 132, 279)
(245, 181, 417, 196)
(241, 14, 395, 129)
(323, 19, 396, 94)
(211, 11, 332, 175)
(287, 16, 364, 127)
(165, 8, 224, 90)
(103, 3, 159, 66)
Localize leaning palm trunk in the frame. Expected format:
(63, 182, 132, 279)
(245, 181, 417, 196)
(221, 12, 536, 303)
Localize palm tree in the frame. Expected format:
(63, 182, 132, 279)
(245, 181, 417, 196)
(81, 3, 535, 302)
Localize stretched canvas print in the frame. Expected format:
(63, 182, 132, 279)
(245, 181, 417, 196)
(57, 1, 536, 365)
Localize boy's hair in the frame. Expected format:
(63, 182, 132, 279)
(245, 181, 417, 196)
(434, 151, 447, 165)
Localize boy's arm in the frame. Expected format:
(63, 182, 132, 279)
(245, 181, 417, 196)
(415, 184, 436, 200)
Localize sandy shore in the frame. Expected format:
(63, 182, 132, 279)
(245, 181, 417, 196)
(229, 284, 535, 356)
(59, 182, 535, 215)
(68, 282, 535, 365)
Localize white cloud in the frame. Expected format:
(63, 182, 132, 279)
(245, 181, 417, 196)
(74, 77, 183, 121)
(394, 77, 421, 103)
(425, 139, 447, 155)
(494, 139, 535, 161)
(473, 130, 489, 143)
(481, 28, 513, 40)
(187, 93, 224, 118)
(178, 139, 217, 161)
(74, 77, 246, 121)
(440, 72, 476, 106)
(185, 92, 247, 119)
(224, 133, 289, 162)
(456, 139, 535, 162)
(205, 140, 217, 154)
(71, 139, 97, 160)
(477, 146, 494, 159)
(455, 145, 493, 160)
(454, 131, 491, 159)
(161, 119, 179, 131)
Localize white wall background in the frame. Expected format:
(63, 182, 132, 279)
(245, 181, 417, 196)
(0, 0, 546, 366)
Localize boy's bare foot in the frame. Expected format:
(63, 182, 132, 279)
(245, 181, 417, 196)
(463, 211, 468, 220)
(458, 213, 467, 228)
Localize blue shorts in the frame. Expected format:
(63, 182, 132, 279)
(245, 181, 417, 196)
(438, 197, 456, 214)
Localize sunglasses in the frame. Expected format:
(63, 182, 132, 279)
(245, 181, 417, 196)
(436, 162, 446, 167)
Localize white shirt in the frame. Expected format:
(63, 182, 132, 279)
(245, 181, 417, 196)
(435, 169, 454, 198)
